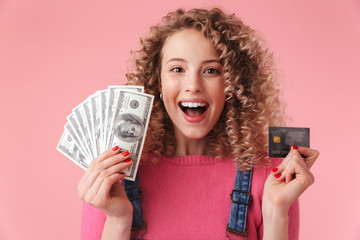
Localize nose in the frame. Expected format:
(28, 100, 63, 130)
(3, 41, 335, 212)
(185, 72, 203, 93)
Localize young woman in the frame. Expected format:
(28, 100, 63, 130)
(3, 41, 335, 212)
(78, 8, 319, 240)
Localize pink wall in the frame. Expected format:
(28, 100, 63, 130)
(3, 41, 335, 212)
(1, 0, 359, 239)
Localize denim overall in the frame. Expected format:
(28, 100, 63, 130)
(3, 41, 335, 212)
(124, 168, 253, 240)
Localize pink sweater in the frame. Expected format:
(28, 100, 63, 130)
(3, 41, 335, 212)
(81, 155, 299, 239)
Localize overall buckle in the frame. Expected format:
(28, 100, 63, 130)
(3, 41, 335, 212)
(225, 225, 249, 239)
(230, 190, 252, 205)
(131, 220, 147, 240)
(125, 185, 142, 201)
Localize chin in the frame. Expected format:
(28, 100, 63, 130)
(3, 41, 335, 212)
(182, 129, 209, 140)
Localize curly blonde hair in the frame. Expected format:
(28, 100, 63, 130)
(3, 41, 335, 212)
(126, 8, 287, 170)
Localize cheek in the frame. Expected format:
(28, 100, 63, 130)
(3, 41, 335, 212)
(161, 75, 180, 99)
(211, 81, 226, 100)
(160, 79, 175, 113)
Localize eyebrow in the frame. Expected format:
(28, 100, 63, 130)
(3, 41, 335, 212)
(166, 58, 221, 64)
(166, 58, 185, 64)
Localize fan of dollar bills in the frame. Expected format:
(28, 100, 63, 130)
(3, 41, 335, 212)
(57, 86, 154, 181)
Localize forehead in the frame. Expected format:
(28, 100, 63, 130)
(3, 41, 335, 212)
(161, 28, 219, 62)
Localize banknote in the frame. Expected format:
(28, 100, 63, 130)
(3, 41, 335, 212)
(99, 90, 108, 153)
(90, 91, 101, 156)
(82, 96, 96, 155)
(57, 126, 88, 170)
(108, 90, 154, 181)
(67, 113, 93, 159)
(64, 122, 89, 161)
(73, 102, 95, 159)
(104, 86, 144, 150)
(57, 86, 153, 181)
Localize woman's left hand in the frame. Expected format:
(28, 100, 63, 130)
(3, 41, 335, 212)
(262, 146, 319, 240)
(263, 145, 319, 212)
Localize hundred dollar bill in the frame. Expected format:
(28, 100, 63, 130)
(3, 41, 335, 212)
(57, 127, 88, 170)
(82, 96, 96, 156)
(64, 122, 90, 161)
(109, 90, 154, 181)
(67, 112, 93, 159)
(73, 104, 95, 159)
(104, 85, 144, 150)
(99, 90, 108, 153)
(90, 91, 101, 156)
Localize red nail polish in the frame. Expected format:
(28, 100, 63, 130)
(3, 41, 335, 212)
(271, 168, 278, 172)
(125, 158, 132, 163)
(121, 151, 129, 156)
(292, 145, 299, 149)
(275, 173, 281, 179)
(112, 146, 119, 151)
(119, 172, 125, 175)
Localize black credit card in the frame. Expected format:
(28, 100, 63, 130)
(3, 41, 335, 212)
(268, 126, 310, 158)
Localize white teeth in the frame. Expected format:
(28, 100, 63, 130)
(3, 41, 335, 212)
(180, 102, 207, 108)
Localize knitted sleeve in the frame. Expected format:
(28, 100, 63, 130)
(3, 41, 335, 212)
(81, 202, 106, 240)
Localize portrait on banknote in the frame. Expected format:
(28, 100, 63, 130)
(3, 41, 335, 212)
(114, 113, 144, 142)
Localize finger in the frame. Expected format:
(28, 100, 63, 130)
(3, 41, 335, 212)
(101, 150, 131, 169)
(79, 153, 131, 199)
(286, 152, 315, 184)
(90, 173, 126, 208)
(78, 147, 129, 198)
(296, 146, 319, 169)
(281, 146, 303, 181)
(88, 160, 132, 199)
(278, 161, 315, 206)
(271, 149, 301, 181)
(272, 148, 300, 172)
(284, 156, 306, 184)
(79, 146, 121, 188)
(287, 157, 315, 188)
(96, 173, 126, 204)
(85, 171, 126, 204)
(89, 146, 122, 169)
(296, 146, 318, 158)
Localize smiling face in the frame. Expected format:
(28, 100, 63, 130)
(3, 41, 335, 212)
(160, 28, 226, 141)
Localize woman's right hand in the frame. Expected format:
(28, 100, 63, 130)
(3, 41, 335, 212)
(78, 146, 133, 228)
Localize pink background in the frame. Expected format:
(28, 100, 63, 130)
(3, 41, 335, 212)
(1, 0, 359, 239)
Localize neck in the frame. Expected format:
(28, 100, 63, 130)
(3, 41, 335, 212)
(173, 128, 210, 156)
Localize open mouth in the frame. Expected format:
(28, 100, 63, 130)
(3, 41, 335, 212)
(179, 101, 209, 117)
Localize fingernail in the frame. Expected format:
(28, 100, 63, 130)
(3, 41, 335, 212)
(292, 145, 299, 149)
(275, 173, 281, 179)
(271, 168, 278, 172)
(112, 146, 119, 151)
(121, 151, 130, 156)
(125, 158, 132, 163)
(119, 172, 125, 175)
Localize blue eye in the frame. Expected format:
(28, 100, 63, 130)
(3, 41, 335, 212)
(170, 67, 183, 73)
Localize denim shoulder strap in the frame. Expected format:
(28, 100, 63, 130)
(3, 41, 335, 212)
(123, 173, 147, 239)
(226, 168, 253, 238)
